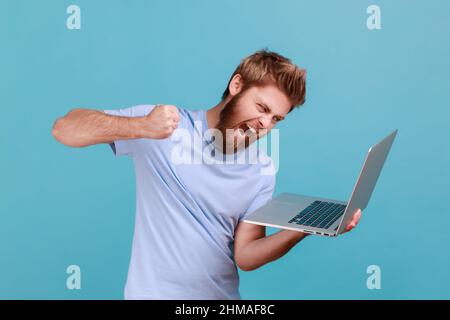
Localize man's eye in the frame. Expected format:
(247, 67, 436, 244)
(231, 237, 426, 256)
(257, 103, 268, 112)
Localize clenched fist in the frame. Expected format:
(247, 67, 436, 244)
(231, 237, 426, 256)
(140, 104, 180, 139)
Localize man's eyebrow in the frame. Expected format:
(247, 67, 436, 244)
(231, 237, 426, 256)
(256, 99, 286, 121)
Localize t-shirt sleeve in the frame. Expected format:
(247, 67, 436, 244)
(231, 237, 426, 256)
(103, 104, 155, 157)
(240, 174, 276, 221)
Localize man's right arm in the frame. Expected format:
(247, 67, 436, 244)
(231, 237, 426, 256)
(51, 105, 179, 147)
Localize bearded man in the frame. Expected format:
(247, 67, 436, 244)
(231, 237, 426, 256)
(52, 50, 361, 299)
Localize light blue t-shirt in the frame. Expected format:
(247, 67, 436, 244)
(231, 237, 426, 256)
(104, 105, 275, 299)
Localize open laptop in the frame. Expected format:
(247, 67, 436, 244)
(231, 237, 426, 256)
(243, 130, 398, 237)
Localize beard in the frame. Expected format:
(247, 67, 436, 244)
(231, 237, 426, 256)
(214, 91, 260, 154)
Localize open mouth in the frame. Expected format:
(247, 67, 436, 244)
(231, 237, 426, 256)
(236, 122, 257, 137)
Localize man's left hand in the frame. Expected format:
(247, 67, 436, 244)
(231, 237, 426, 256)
(343, 208, 362, 233)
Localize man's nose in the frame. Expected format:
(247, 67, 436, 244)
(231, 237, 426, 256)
(258, 116, 272, 129)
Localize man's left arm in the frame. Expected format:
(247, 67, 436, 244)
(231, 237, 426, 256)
(233, 208, 362, 271)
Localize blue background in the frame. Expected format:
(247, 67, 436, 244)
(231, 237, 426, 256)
(1, 0, 449, 299)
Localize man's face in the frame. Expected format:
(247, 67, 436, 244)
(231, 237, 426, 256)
(216, 84, 292, 153)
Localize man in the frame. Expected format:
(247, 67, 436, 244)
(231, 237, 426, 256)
(52, 50, 362, 299)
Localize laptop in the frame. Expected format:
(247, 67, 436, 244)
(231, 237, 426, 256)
(243, 130, 398, 237)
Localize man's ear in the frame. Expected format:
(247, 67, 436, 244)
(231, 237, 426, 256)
(228, 74, 244, 96)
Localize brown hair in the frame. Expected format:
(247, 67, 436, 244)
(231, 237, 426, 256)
(222, 49, 307, 111)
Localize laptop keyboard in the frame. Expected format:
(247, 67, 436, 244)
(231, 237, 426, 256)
(288, 200, 346, 229)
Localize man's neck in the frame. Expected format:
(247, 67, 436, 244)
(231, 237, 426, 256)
(206, 101, 226, 130)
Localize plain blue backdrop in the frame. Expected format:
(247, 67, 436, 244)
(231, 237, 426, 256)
(1, 0, 449, 299)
